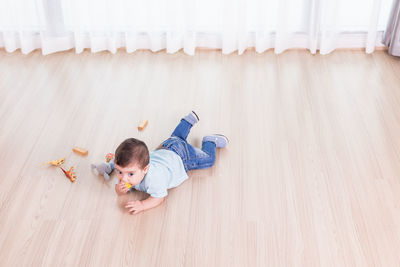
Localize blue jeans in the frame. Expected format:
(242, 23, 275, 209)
(161, 118, 216, 172)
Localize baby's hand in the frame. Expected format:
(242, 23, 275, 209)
(125, 200, 145, 214)
(115, 181, 130, 195)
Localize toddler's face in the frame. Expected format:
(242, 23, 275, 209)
(115, 162, 149, 186)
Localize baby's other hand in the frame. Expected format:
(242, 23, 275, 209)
(125, 200, 145, 214)
(115, 181, 130, 195)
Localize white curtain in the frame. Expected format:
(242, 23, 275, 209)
(0, 0, 393, 55)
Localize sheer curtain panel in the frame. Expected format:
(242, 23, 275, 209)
(0, 0, 393, 55)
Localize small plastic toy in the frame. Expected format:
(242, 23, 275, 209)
(138, 120, 148, 131)
(73, 146, 88, 156)
(44, 157, 76, 183)
(115, 179, 133, 189)
(44, 158, 65, 166)
(60, 166, 76, 182)
(105, 153, 114, 163)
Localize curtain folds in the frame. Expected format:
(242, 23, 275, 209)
(0, 0, 392, 55)
(383, 0, 400, 56)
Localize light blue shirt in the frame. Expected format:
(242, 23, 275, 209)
(133, 149, 188, 198)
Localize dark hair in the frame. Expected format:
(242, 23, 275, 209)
(115, 138, 149, 169)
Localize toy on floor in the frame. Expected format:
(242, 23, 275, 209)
(91, 162, 113, 181)
(73, 146, 88, 156)
(138, 120, 148, 131)
(44, 157, 76, 183)
(105, 153, 114, 163)
(44, 157, 65, 166)
(60, 166, 76, 182)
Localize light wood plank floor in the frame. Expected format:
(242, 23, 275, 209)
(1, 49, 400, 266)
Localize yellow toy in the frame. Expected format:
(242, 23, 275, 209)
(115, 180, 133, 189)
(44, 158, 65, 166)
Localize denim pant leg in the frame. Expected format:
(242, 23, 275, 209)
(185, 141, 216, 171)
(163, 117, 216, 171)
(171, 119, 193, 140)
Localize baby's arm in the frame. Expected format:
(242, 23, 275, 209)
(125, 196, 165, 214)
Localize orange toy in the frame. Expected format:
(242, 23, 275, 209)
(73, 146, 88, 156)
(60, 166, 76, 182)
(138, 120, 148, 131)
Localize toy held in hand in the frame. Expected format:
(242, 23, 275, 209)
(115, 179, 132, 190)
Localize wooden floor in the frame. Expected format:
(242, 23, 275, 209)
(1, 48, 400, 266)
